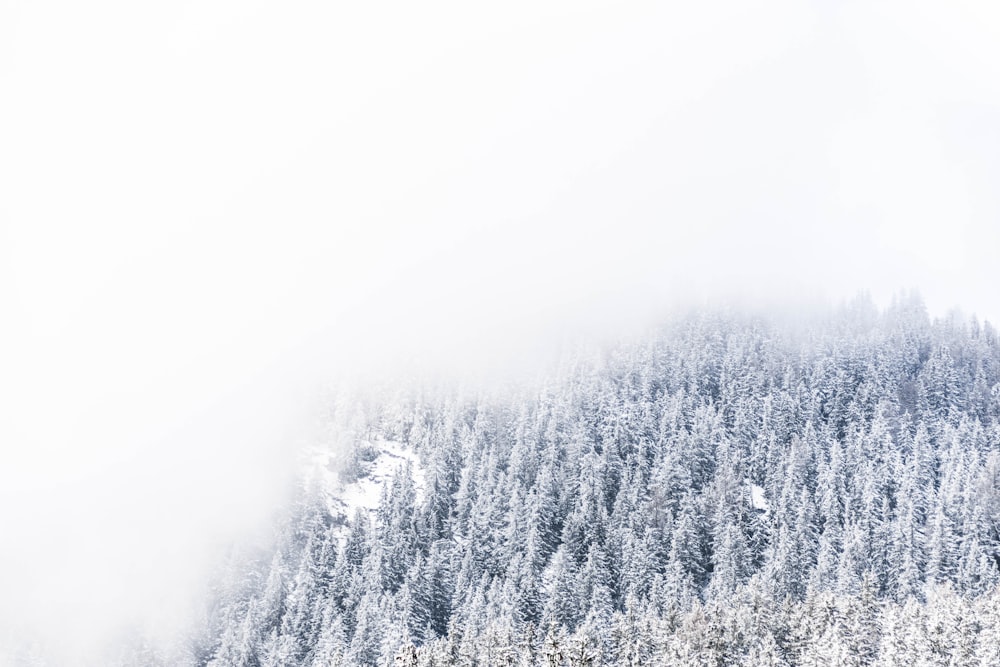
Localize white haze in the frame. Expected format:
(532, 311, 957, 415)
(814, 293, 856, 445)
(1, 0, 999, 662)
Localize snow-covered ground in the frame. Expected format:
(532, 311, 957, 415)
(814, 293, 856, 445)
(746, 479, 769, 513)
(310, 440, 426, 535)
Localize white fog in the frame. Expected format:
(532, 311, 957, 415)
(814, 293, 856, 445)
(2, 1, 999, 664)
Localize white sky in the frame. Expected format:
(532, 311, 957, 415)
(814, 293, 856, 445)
(2, 0, 1000, 662)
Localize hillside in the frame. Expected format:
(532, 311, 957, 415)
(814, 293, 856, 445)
(196, 294, 1000, 666)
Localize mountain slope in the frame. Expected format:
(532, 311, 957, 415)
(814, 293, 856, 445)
(199, 295, 1000, 666)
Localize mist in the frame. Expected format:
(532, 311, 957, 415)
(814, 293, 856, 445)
(2, 0, 1000, 663)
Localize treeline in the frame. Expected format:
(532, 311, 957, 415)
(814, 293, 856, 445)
(196, 293, 1000, 666)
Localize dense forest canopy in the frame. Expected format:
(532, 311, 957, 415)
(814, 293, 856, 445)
(104, 293, 1000, 666)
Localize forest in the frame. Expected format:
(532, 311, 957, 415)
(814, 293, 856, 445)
(180, 293, 1000, 666)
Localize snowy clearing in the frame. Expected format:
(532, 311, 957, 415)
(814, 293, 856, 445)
(746, 480, 769, 513)
(310, 440, 426, 534)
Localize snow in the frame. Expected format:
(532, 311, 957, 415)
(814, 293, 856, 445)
(336, 441, 426, 512)
(746, 480, 769, 512)
(310, 440, 426, 536)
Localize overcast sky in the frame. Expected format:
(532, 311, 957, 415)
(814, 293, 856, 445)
(2, 0, 1000, 661)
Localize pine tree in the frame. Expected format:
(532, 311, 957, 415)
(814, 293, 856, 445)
(348, 592, 385, 666)
(541, 623, 567, 667)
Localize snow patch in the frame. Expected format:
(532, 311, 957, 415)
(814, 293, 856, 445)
(746, 479, 769, 512)
(336, 441, 426, 513)
(309, 440, 426, 535)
